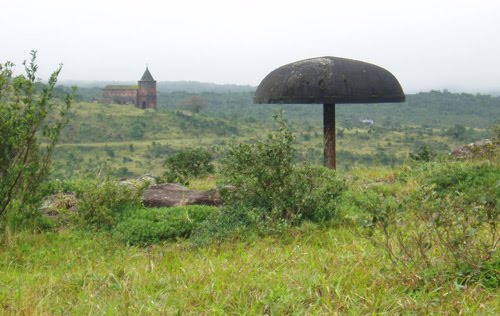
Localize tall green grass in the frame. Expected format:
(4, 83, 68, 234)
(1, 227, 497, 314)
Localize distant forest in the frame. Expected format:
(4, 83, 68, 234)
(61, 81, 500, 129)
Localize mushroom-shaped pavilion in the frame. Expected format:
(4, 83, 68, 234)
(254, 56, 405, 169)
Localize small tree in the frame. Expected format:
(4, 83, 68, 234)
(444, 124, 467, 140)
(177, 95, 207, 114)
(0, 51, 74, 223)
(220, 111, 345, 222)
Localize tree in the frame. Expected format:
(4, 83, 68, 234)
(0, 51, 74, 221)
(444, 124, 467, 140)
(177, 95, 207, 114)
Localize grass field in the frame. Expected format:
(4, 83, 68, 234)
(2, 156, 499, 314)
(1, 226, 498, 315)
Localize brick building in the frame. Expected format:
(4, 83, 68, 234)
(102, 67, 157, 109)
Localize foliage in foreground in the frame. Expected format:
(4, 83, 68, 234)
(0, 51, 74, 227)
(74, 179, 144, 230)
(114, 205, 216, 246)
(0, 228, 497, 314)
(364, 161, 499, 289)
(219, 111, 346, 225)
(0, 141, 497, 314)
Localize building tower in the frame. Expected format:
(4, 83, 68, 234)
(137, 67, 157, 110)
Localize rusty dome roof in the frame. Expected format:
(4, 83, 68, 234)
(254, 56, 405, 104)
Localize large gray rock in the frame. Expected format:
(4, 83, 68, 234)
(143, 183, 222, 207)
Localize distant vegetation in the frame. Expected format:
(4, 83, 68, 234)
(62, 81, 499, 127)
(44, 87, 499, 179)
(158, 90, 500, 128)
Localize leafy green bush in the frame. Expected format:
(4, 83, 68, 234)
(0, 51, 74, 227)
(163, 148, 214, 185)
(444, 124, 467, 140)
(75, 179, 143, 230)
(409, 144, 436, 162)
(113, 205, 216, 246)
(220, 111, 346, 224)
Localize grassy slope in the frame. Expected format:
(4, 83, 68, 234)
(51, 102, 258, 178)
(51, 99, 492, 179)
(1, 227, 497, 314)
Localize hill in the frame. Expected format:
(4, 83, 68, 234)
(62, 82, 500, 129)
(50, 90, 497, 179)
(159, 90, 500, 128)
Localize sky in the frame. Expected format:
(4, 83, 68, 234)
(2, 0, 500, 93)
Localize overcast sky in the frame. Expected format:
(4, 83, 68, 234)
(2, 0, 499, 93)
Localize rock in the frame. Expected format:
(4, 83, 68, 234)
(143, 183, 222, 207)
(119, 174, 157, 190)
(40, 193, 78, 218)
(450, 139, 496, 159)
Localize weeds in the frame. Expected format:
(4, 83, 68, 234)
(364, 161, 499, 289)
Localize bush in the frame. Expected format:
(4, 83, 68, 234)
(409, 144, 436, 162)
(0, 51, 74, 226)
(219, 111, 346, 224)
(75, 179, 143, 230)
(113, 205, 216, 246)
(444, 124, 467, 140)
(163, 148, 214, 185)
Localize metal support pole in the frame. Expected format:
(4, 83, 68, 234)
(323, 103, 336, 169)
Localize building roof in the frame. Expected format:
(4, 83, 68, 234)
(140, 67, 155, 81)
(103, 85, 139, 90)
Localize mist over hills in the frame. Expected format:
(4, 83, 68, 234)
(59, 79, 499, 98)
(59, 80, 256, 93)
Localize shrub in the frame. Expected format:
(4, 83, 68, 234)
(163, 148, 214, 185)
(75, 179, 143, 230)
(444, 124, 467, 140)
(0, 51, 74, 227)
(219, 111, 346, 224)
(409, 144, 436, 162)
(113, 205, 216, 246)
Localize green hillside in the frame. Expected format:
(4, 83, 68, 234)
(50, 90, 498, 179)
(52, 102, 254, 178)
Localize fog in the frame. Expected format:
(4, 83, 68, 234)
(2, 0, 499, 93)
